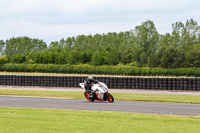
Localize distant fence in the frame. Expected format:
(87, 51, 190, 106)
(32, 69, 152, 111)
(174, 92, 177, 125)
(0, 75, 200, 91)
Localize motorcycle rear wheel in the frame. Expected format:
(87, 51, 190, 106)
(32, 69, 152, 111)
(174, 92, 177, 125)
(105, 93, 114, 102)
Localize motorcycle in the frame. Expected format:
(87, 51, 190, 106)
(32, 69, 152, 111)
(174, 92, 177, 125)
(79, 81, 114, 102)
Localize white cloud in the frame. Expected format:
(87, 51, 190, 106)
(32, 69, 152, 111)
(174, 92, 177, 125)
(2, 0, 199, 15)
(0, 19, 134, 44)
(0, 0, 200, 44)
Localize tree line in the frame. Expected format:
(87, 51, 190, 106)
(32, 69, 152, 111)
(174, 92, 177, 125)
(0, 19, 200, 68)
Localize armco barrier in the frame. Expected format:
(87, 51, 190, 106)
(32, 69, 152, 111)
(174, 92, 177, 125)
(0, 75, 200, 91)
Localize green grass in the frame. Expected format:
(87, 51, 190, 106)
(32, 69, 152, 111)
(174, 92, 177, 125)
(0, 107, 199, 133)
(0, 71, 125, 77)
(113, 92, 200, 104)
(0, 89, 200, 104)
(0, 71, 191, 77)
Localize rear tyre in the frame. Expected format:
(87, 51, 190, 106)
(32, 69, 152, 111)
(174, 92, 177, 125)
(84, 91, 94, 102)
(105, 93, 114, 102)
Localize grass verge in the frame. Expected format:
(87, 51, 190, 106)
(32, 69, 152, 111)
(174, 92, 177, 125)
(0, 89, 200, 104)
(0, 71, 126, 77)
(0, 71, 191, 77)
(0, 107, 200, 133)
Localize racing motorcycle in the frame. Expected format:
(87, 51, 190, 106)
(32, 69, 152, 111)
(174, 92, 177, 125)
(79, 81, 114, 102)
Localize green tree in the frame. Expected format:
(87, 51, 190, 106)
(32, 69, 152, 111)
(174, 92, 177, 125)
(0, 40, 5, 56)
(5, 37, 47, 56)
(131, 20, 159, 66)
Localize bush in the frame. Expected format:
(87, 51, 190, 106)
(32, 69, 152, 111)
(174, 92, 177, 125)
(0, 56, 7, 64)
(0, 63, 199, 77)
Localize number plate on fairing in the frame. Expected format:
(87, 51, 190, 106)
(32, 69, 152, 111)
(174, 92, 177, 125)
(97, 93, 104, 100)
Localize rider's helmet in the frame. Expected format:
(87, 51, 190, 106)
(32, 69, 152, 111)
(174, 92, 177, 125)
(87, 76, 94, 83)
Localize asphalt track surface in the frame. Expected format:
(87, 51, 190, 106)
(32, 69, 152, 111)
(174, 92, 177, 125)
(0, 95, 200, 116)
(0, 86, 200, 116)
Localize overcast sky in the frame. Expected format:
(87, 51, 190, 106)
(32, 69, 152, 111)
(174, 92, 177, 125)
(0, 0, 200, 45)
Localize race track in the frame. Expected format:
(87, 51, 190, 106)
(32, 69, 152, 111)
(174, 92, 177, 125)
(0, 96, 200, 116)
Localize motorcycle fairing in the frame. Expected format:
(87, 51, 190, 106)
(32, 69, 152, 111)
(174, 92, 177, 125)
(91, 83, 108, 100)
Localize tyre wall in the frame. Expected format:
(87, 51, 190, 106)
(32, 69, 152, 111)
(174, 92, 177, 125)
(0, 75, 200, 91)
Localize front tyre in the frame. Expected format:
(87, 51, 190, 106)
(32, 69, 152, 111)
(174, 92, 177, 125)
(84, 91, 94, 102)
(105, 93, 114, 102)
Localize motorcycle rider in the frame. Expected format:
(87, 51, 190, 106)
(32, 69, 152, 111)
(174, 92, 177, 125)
(84, 76, 98, 98)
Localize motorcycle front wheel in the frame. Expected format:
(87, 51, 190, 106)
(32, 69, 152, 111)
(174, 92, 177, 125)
(105, 93, 114, 102)
(84, 91, 94, 102)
